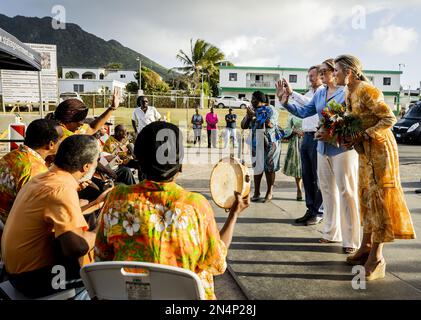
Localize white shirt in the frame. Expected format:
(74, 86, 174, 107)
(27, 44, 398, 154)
(291, 85, 323, 132)
(132, 106, 161, 132)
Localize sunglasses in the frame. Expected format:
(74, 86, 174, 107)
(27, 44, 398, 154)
(319, 69, 333, 75)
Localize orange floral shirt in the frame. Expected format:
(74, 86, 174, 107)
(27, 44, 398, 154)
(102, 135, 129, 158)
(95, 180, 227, 300)
(0, 145, 47, 224)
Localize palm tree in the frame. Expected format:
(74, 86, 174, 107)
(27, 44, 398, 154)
(174, 39, 229, 95)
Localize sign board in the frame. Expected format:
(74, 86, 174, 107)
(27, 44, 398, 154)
(0, 43, 58, 104)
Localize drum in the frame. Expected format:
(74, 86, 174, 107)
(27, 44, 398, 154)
(210, 157, 251, 209)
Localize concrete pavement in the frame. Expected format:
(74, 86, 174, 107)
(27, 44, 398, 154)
(178, 145, 421, 300)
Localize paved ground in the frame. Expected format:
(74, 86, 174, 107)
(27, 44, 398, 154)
(178, 143, 421, 300)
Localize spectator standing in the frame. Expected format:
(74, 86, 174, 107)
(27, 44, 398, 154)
(206, 107, 219, 148)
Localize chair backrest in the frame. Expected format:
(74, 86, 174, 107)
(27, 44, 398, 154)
(80, 261, 206, 300)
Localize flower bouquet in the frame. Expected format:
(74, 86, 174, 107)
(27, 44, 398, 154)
(319, 100, 364, 148)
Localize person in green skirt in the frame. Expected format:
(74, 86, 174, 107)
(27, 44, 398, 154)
(282, 114, 304, 200)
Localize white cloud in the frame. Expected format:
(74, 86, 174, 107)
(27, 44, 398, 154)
(220, 36, 266, 59)
(367, 25, 418, 55)
(4, 0, 421, 87)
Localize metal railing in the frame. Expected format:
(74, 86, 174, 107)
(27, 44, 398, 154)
(246, 80, 276, 88)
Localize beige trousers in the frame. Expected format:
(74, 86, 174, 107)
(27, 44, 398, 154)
(317, 150, 361, 249)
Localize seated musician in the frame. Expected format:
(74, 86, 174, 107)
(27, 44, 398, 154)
(0, 119, 63, 244)
(95, 122, 249, 300)
(1, 135, 110, 298)
(101, 124, 137, 185)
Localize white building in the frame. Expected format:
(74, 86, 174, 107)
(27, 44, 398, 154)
(59, 78, 127, 95)
(59, 67, 138, 94)
(219, 66, 402, 109)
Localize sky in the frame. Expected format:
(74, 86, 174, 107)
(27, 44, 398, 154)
(2, 0, 421, 88)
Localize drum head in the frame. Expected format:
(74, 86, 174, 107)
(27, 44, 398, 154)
(210, 158, 249, 209)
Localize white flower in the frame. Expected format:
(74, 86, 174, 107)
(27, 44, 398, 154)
(103, 213, 110, 236)
(172, 208, 189, 230)
(329, 114, 343, 122)
(122, 214, 140, 236)
(103, 210, 119, 236)
(0, 170, 15, 191)
(108, 210, 119, 226)
(190, 229, 200, 246)
(150, 213, 167, 232)
(155, 204, 165, 213)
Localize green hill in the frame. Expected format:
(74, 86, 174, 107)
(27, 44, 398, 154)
(0, 13, 174, 80)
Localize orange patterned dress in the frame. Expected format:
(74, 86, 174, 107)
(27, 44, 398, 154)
(346, 81, 415, 243)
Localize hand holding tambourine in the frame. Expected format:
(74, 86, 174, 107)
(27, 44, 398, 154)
(210, 157, 251, 210)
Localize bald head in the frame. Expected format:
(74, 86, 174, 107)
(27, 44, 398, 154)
(114, 124, 127, 141)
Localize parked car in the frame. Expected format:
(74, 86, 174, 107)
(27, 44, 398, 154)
(393, 101, 421, 144)
(214, 96, 251, 109)
(59, 92, 82, 103)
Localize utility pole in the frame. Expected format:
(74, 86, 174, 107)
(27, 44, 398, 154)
(137, 57, 143, 96)
(398, 63, 405, 114)
(200, 72, 204, 109)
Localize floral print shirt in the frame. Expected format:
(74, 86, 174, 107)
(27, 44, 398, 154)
(102, 136, 129, 158)
(0, 145, 47, 223)
(95, 180, 227, 300)
(60, 123, 91, 140)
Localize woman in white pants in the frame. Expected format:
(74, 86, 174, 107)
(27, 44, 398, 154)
(276, 59, 361, 253)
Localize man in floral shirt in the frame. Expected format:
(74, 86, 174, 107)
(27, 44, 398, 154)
(0, 119, 63, 225)
(95, 122, 249, 300)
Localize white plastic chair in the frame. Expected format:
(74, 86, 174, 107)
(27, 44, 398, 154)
(80, 261, 206, 300)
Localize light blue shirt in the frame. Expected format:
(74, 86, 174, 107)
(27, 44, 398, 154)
(281, 86, 348, 156)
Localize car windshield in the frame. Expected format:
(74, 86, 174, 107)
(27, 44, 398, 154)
(404, 106, 421, 119)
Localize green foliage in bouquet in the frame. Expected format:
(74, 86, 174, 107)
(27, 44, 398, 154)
(319, 100, 364, 146)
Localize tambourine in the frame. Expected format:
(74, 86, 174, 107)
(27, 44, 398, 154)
(210, 157, 251, 209)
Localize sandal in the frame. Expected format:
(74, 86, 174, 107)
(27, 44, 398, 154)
(263, 193, 273, 203)
(343, 247, 357, 254)
(251, 194, 261, 202)
(319, 238, 341, 244)
(346, 252, 370, 266)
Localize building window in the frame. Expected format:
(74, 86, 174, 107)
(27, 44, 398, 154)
(120, 74, 126, 79)
(229, 73, 237, 81)
(73, 84, 84, 93)
(289, 74, 298, 83)
(383, 77, 391, 86)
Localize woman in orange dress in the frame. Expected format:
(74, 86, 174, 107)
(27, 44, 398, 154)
(333, 54, 416, 280)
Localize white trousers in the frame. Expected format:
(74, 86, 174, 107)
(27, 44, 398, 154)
(224, 128, 238, 148)
(317, 150, 361, 249)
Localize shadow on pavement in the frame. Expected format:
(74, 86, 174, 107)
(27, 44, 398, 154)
(229, 243, 344, 254)
(228, 260, 346, 267)
(215, 217, 296, 224)
(235, 272, 354, 281)
(232, 236, 321, 243)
